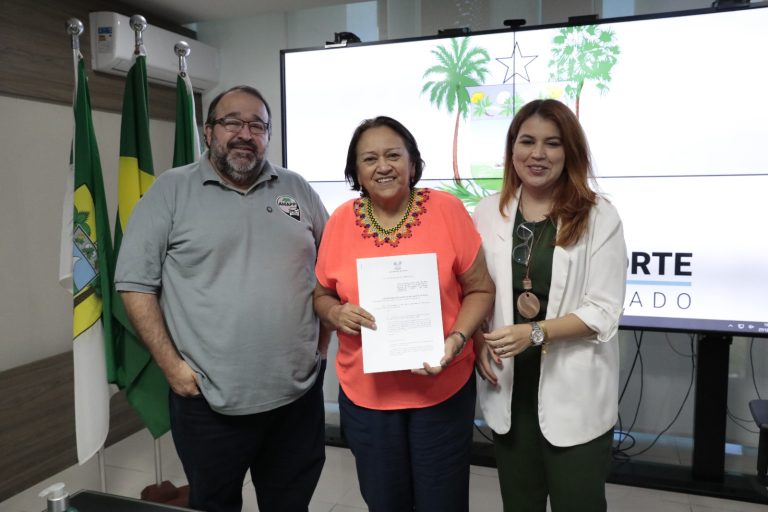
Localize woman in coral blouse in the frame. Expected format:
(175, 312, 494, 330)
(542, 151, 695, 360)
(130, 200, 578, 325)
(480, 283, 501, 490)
(314, 116, 494, 512)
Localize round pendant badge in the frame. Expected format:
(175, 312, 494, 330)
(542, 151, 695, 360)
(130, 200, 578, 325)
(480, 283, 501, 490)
(517, 291, 540, 319)
(517, 276, 541, 319)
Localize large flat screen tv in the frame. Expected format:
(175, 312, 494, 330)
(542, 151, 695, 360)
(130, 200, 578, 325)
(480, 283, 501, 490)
(281, 5, 768, 338)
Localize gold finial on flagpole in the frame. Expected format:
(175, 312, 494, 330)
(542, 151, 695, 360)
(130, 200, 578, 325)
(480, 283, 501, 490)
(174, 41, 191, 76)
(130, 14, 148, 56)
(66, 18, 84, 51)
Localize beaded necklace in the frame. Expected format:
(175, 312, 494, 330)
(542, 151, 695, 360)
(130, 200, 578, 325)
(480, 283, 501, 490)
(366, 189, 414, 235)
(354, 188, 429, 247)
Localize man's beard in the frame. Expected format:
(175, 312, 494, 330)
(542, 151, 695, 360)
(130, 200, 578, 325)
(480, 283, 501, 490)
(211, 138, 265, 187)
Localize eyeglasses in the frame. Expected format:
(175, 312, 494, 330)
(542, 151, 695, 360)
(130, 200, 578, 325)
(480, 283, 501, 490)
(212, 117, 270, 135)
(512, 222, 535, 266)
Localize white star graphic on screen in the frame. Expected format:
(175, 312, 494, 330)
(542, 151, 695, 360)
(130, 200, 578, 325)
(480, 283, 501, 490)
(496, 42, 538, 83)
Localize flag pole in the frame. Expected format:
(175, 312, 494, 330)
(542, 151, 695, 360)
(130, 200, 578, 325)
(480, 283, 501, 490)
(154, 438, 163, 486)
(66, 17, 109, 494)
(61, 17, 82, 289)
(66, 18, 82, 86)
(128, 14, 166, 490)
(172, 40, 201, 167)
(174, 40, 190, 76)
(123, 13, 182, 506)
(97, 448, 107, 492)
(127, 17, 167, 491)
(130, 14, 148, 56)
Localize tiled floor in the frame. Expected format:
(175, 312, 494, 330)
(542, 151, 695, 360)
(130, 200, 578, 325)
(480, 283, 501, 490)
(2, 429, 766, 512)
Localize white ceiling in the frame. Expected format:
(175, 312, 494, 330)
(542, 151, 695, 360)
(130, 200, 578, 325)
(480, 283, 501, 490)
(121, 0, 370, 24)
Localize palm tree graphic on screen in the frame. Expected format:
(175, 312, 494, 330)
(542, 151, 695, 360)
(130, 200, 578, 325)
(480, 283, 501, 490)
(421, 37, 490, 182)
(548, 25, 620, 118)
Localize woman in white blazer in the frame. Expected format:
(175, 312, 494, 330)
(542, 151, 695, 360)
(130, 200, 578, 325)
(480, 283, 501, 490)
(473, 99, 627, 512)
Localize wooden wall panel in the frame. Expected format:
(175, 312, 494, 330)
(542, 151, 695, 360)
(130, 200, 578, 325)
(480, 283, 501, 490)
(1, 0, 203, 121)
(0, 352, 145, 502)
(0, 1, 204, 500)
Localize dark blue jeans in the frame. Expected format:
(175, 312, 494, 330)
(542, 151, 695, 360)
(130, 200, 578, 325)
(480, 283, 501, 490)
(170, 361, 326, 512)
(339, 375, 476, 512)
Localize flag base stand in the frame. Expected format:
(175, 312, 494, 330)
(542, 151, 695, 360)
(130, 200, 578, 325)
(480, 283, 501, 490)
(141, 481, 189, 507)
(139, 437, 189, 506)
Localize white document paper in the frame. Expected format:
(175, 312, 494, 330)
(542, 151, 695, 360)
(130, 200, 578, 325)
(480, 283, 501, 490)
(357, 253, 444, 373)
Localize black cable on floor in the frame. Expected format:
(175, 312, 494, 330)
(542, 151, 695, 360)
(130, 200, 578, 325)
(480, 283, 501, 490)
(613, 331, 643, 459)
(750, 337, 763, 400)
(727, 407, 759, 434)
(664, 332, 693, 357)
(624, 334, 695, 458)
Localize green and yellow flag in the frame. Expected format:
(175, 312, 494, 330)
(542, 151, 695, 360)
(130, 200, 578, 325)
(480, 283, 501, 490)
(59, 55, 113, 463)
(111, 54, 170, 437)
(173, 71, 201, 167)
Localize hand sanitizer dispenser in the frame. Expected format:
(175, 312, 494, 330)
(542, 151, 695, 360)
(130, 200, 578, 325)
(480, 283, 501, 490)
(38, 482, 78, 512)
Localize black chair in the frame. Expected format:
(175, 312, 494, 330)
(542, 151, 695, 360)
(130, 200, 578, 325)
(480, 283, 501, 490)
(749, 399, 768, 484)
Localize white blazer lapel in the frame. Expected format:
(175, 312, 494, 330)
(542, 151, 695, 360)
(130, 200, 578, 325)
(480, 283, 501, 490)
(493, 210, 514, 327)
(547, 245, 570, 318)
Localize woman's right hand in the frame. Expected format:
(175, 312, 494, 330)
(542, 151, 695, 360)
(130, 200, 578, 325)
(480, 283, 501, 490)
(474, 334, 502, 386)
(330, 303, 377, 335)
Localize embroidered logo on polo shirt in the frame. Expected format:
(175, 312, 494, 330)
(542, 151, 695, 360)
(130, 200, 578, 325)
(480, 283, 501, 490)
(276, 195, 301, 221)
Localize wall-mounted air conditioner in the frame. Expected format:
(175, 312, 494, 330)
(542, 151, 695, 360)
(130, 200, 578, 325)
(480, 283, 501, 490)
(89, 11, 220, 92)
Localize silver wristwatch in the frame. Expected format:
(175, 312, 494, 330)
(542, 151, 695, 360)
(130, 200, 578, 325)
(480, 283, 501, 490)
(529, 322, 546, 346)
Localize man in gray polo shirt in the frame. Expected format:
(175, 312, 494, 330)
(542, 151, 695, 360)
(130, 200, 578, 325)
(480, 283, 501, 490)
(115, 85, 329, 512)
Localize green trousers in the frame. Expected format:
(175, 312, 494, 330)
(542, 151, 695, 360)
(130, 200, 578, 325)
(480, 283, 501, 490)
(493, 346, 613, 512)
